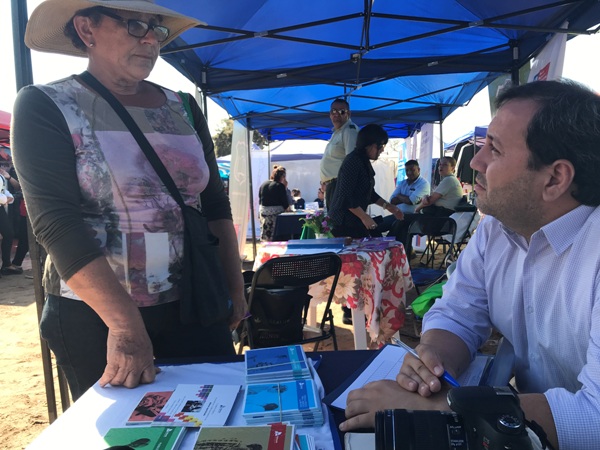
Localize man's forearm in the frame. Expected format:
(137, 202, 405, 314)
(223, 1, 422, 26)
(391, 194, 411, 205)
(419, 329, 471, 378)
(519, 394, 558, 449)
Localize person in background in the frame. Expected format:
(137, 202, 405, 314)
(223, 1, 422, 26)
(0, 169, 15, 276)
(0, 164, 28, 274)
(415, 156, 463, 216)
(391, 160, 431, 214)
(12, 0, 247, 400)
(258, 165, 290, 241)
(320, 98, 359, 209)
(341, 80, 600, 450)
(314, 183, 325, 208)
(291, 188, 305, 210)
(378, 159, 430, 240)
(329, 123, 403, 238)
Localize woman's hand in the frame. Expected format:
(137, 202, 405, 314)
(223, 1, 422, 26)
(362, 215, 378, 231)
(99, 322, 157, 389)
(229, 292, 249, 330)
(389, 205, 404, 221)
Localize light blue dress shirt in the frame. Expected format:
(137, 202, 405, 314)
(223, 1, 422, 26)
(389, 175, 430, 214)
(423, 205, 600, 449)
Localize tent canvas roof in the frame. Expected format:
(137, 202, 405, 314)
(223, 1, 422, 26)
(156, 0, 600, 138)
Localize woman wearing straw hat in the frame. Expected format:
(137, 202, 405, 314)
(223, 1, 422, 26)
(12, 0, 247, 400)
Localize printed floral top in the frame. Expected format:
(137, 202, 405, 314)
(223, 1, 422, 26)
(12, 76, 231, 307)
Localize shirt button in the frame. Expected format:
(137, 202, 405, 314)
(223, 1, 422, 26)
(527, 306, 534, 314)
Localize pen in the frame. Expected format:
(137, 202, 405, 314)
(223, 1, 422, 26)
(391, 337, 461, 388)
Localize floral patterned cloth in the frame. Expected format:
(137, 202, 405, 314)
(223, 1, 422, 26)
(253, 238, 414, 345)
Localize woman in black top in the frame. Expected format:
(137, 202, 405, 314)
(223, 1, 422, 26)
(258, 165, 290, 240)
(329, 124, 403, 238)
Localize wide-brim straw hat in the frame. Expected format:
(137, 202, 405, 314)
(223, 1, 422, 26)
(25, 0, 204, 57)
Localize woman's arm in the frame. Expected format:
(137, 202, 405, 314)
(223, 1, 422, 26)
(12, 85, 156, 389)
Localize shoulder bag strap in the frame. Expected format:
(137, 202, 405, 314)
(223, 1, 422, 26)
(78, 71, 186, 210)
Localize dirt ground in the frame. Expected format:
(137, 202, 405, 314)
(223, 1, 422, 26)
(1, 244, 498, 449)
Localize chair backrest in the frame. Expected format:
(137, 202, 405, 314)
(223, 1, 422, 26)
(245, 252, 342, 348)
(253, 252, 342, 288)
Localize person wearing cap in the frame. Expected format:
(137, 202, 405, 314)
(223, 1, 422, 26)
(12, 0, 247, 400)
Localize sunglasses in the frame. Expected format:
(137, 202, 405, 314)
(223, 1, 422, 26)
(100, 10, 170, 43)
(330, 108, 348, 115)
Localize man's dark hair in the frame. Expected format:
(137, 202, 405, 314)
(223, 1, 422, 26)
(496, 79, 600, 206)
(355, 124, 388, 153)
(405, 159, 419, 167)
(331, 98, 350, 109)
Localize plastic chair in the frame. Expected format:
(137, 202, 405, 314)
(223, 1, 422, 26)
(238, 252, 342, 353)
(408, 216, 457, 269)
(437, 202, 479, 261)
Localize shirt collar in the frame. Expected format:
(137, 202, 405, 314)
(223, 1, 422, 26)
(500, 204, 597, 254)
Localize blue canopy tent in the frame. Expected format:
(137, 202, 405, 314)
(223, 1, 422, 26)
(155, 0, 600, 138)
(210, 72, 497, 140)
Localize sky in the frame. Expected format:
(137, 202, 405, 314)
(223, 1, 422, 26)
(2, 1, 600, 140)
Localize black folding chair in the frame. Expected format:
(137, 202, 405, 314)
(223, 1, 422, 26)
(238, 252, 342, 353)
(408, 216, 457, 269)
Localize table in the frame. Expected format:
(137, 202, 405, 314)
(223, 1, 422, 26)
(26, 351, 375, 450)
(253, 238, 414, 349)
(273, 211, 308, 240)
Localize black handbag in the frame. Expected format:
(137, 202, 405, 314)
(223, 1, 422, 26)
(79, 71, 232, 327)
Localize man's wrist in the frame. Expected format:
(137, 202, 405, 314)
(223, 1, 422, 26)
(382, 201, 389, 209)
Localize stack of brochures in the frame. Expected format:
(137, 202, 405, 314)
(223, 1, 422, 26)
(245, 345, 312, 383)
(195, 423, 296, 450)
(242, 378, 324, 426)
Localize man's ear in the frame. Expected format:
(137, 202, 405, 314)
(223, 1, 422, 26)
(541, 159, 575, 202)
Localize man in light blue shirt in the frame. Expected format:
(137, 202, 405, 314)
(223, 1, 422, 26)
(390, 160, 430, 214)
(341, 80, 600, 450)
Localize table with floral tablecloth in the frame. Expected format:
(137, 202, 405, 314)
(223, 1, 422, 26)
(252, 238, 414, 348)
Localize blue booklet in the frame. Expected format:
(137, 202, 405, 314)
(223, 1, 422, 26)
(286, 238, 346, 249)
(242, 379, 323, 426)
(245, 345, 311, 383)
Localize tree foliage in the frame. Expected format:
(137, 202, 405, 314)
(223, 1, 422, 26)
(213, 119, 267, 157)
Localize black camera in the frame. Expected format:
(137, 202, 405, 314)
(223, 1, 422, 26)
(375, 386, 533, 450)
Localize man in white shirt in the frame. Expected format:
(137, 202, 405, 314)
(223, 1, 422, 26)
(340, 79, 600, 450)
(390, 160, 431, 214)
(320, 98, 359, 324)
(320, 98, 359, 209)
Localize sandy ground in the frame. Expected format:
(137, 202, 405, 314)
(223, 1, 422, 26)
(2, 245, 496, 449)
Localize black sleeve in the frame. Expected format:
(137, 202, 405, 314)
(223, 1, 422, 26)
(185, 94, 233, 222)
(11, 86, 103, 280)
(278, 184, 289, 209)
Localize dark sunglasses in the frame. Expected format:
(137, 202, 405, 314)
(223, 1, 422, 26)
(330, 108, 348, 115)
(100, 10, 170, 43)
